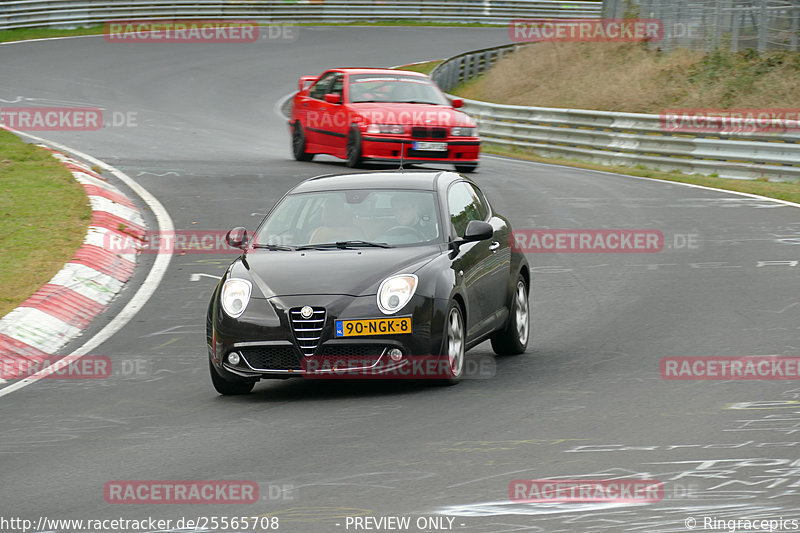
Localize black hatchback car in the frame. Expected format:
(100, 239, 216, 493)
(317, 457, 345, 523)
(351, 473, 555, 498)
(207, 170, 529, 395)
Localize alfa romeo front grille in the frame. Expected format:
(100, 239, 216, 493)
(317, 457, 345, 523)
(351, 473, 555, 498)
(290, 307, 326, 357)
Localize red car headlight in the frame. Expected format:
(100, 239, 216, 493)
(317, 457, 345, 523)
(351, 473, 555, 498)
(366, 124, 407, 134)
(451, 126, 477, 137)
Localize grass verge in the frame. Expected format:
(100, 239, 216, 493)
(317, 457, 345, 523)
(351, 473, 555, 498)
(482, 143, 800, 205)
(0, 21, 496, 44)
(453, 43, 800, 112)
(0, 130, 92, 318)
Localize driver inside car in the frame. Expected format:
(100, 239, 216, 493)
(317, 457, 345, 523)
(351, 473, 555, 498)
(383, 194, 436, 242)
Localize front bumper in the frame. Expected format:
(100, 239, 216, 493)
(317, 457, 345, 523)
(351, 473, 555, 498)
(209, 293, 449, 381)
(361, 136, 480, 164)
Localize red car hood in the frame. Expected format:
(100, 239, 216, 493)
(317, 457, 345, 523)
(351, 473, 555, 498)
(348, 102, 474, 128)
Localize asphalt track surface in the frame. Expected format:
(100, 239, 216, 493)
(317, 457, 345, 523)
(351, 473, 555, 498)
(1, 27, 800, 533)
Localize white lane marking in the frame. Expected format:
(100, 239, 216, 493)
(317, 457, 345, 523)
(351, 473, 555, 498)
(482, 154, 800, 209)
(0, 308, 81, 354)
(274, 91, 294, 121)
(190, 273, 222, 282)
(0, 128, 174, 399)
(389, 59, 445, 69)
(0, 35, 107, 46)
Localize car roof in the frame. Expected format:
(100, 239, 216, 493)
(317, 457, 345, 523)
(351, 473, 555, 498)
(328, 68, 429, 78)
(290, 170, 461, 193)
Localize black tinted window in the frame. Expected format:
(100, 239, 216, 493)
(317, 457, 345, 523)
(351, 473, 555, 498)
(447, 182, 488, 237)
(309, 72, 336, 100)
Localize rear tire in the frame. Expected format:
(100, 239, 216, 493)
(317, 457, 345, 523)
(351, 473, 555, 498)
(438, 303, 466, 385)
(490, 275, 529, 356)
(209, 360, 255, 395)
(455, 163, 478, 173)
(292, 123, 314, 162)
(346, 127, 363, 168)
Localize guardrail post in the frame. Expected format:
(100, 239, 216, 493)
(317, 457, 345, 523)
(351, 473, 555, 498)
(712, 0, 722, 50)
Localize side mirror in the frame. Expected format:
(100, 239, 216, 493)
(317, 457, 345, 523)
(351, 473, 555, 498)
(451, 98, 464, 108)
(298, 75, 317, 91)
(324, 93, 342, 104)
(225, 227, 249, 249)
(462, 220, 493, 242)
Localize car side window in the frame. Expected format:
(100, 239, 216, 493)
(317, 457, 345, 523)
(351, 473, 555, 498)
(328, 75, 344, 98)
(447, 182, 488, 237)
(309, 73, 336, 100)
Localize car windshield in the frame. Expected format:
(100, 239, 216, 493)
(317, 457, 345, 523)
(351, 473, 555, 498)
(348, 74, 449, 105)
(254, 189, 441, 248)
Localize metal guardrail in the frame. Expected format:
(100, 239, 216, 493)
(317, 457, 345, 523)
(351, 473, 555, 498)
(431, 44, 800, 181)
(0, 1, 602, 31)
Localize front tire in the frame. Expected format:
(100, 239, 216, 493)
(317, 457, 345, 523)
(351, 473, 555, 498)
(346, 127, 363, 168)
(490, 275, 529, 356)
(439, 303, 466, 385)
(209, 360, 255, 395)
(292, 123, 314, 162)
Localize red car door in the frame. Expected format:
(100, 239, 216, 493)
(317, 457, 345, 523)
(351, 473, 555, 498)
(324, 73, 350, 157)
(302, 71, 337, 149)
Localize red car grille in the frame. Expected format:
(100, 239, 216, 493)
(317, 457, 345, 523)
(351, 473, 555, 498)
(411, 127, 447, 139)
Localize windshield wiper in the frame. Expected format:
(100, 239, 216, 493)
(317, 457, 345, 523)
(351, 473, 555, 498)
(296, 240, 392, 250)
(252, 244, 295, 251)
(339, 240, 393, 248)
(397, 100, 441, 105)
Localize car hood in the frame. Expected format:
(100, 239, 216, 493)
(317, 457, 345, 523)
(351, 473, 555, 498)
(230, 246, 442, 298)
(349, 102, 474, 127)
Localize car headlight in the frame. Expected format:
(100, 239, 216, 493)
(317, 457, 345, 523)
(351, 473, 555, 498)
(451, 126, 477, 137)
(221, 278, 252, 318)
(377, 274, 418, 315)
(366, 124, 407, 134)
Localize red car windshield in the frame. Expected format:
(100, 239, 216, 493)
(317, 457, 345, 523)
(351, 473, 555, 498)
(348, 74, 449, 106)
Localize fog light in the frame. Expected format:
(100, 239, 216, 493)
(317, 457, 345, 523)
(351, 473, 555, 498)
(227, 352, 240, 365)
(388, 348, 403, 362)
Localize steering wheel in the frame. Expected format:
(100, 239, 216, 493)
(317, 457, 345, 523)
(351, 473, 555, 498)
(383, 225, 425, 240)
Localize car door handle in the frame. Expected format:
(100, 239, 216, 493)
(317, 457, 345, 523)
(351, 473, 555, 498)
(489, 241, 500, 252)
(302, 102, 309, 107)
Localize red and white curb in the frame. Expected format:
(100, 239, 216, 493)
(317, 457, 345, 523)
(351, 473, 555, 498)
(0, 148, 145, 382)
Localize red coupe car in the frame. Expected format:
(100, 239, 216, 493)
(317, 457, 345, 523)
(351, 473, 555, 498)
(289, 68, 480, 173)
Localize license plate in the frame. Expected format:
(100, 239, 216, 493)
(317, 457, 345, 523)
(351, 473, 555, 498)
(413, 141, 447, 152)
(335, 317, 412, 337)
